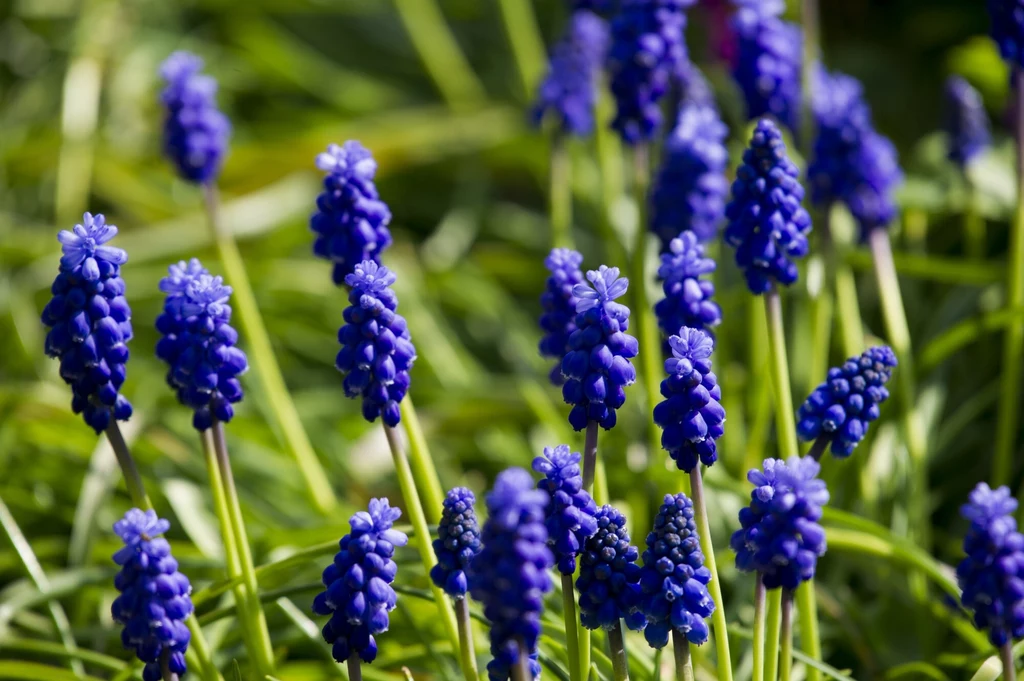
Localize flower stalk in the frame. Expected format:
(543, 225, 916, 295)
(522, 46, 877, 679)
(455, 598, 479, 681)
(764, 588, 783, 681)
(562, 574, 583, 681)
(551, 132, 573, 249)
(753, 575, 766, 681)
(780, 593, 794, 681)
(399, 398, 446, 523)
(673, 631, 694, 681)
(690, 466, 733, 681)
(348, 657, 363, 681)
(608, 621, 631, 681)
(583, 421, 599, 492)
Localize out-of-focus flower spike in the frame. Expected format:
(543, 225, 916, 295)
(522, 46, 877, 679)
(159, 51, 230, 185)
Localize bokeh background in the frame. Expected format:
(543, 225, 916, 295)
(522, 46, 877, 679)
(1, 0, 1021, 679)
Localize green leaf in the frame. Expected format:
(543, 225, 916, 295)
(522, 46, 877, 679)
(0, 661, 107, 681)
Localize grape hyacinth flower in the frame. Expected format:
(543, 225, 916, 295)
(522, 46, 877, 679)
(561, 265, 638, 431)
(468, 468, 553, 681)
(724, 119, 812, 294)
(653, 327, 725, 472)
(797, 346, 897, 458)
(576, 504, 647, 631)
(987, 0, 1024, 68)
(430, 487, 482, 598)
(313, 498, 407, 663)
(539, 248, 585, 385)
(42, 213, 133, 433)
(606, 0, 695, 144)
(654, 232, 722, 340)
(649, 98, 729, 247)
(311, 141, 393, 285)
(533, 10, 610, 136)
(159, 51, 230, 185)
(957, 483, 1024, 646)
(731, 456, 829, 590)
(155, 261, 248, 430)
(335, 260, 416, 427)
(111, 509, 193, 681)
(639, 493, 714, 648)
(532, 445, 599, 574)
(730, 0, 802, 133)
(944, 76, 991, 168)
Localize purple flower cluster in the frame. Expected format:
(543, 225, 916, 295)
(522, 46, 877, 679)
(987, 0, 1024, 68)
(730, 0, 802, 133)
(336, 261, 416, 427)
(532, 445, 598, 574)
(155, 260, 248, 430)
(731, 456, 829, 590)
(561, 266, 638, 431)
(797, 346, 897, 458)
(654, 231, 722, 340)
(653, 328, 725, 472)
(430, 487, 482, 599)
(539, 248, 585, 385)
(469, 468, 553, 681)
(313, 499, 408, 663)
(639, 493, 714, 648)
(311, 142, 393, 285)
(42, 213, 133, 433)
(944, 76, 990, 168)
(724, 118, 812, 294)
(576, 505, 648, 631)
(111, 510, 193, 681)
(533, 11, 610, 136)
(159, 51, 230, 185)
(958, 483, 1024, 646)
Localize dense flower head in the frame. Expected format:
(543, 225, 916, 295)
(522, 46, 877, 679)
(576, 504, 648, 631)
(654, 232, 722, 339)
(533, 11, 610, 136)
(469, 468, 553, 681)
(944, 76, 990, 168)
(311, 141, 393, 285)
(649, 98, 729, 247)
(809, 68, 902, 238)
(797, 346, 897, 457)
(730, 0, 802, 133)
(653, 328, 726, 472)
(561, 266, 638, 430)
(606, 0, 696, 144)
(724, 119, 812, 294)
(539, 248, 585, 385)
(988, 0, 1024, 68)
(639, 493, 714, 647)
(42, 213, 133, 433)
(532, 445, 598, 574)
(111, 509, 193, 681)
(159, 51, 230, 184)
(313, 499, 408, 663)
(335, 261, 416, 427)
(430, 487, 482, 599)
(155, 260, 248, 430)
(958, 483, 1024, 646)
(730, 456, 829, 589)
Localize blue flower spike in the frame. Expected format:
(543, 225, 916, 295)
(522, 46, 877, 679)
(533, 445, 599, 574)
(335, 260, 417, 427)
(313, 498, 408, 663)
(654, 232, 722, 340)
(539, 248, 585, 385)
(159, 51, 230, 185)
(42, 213, 134, 433)
(576, 504, 648, 632)
(797, 346, 897, 459)
(944, 76, 990, 169)
(639, 493, 715, 648)
(731, 0, 802, 133)
(111, 509, 193, 681)
(430, 487, 482, 599)
(561, 265, 638, 431)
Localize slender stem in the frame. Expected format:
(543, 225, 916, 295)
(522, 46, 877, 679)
(763, 286, 799, 456)
(583, 421, 599, 493)
(399, 398, 446, 524)
(834, 263, 865, 358)
(690, 467, 733, 681)
(496, 0, 545, 100)
(105, 422, 151, 509)
(752, 575, 766, 681)
(550, 133, 574, 249)
(964, 171, 986, 260)
(1002, 642, 1016, 679)
(455, 598, 480, 681)
(795, 582, 821, 681)
(593, 455, 609, 506)
(800, 0, 819, 156)
(997, 67, 1024, 488)
(211, 422, 277, 677)
(561, 574, 582, 681)
(807, 435, 829, 462)
(594, 87, 628, 266)
(348, 656, 363, 681)
(608, 621, 631, 681)
(383, 425, 464, 674)
(764, 588, 782, 681)
(202, 184, 337, 514)
(672, 631, 694, 681)
(511, 637, 532, 681)
(780, 592, 794, 681)
(161, 650, 179, 681)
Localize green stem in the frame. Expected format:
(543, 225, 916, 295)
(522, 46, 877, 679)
(348, 657, 363, 681)
(561, 574, 582, 681)
(764, 589, 782, 681)
(455, 598, 480, 681)
(795, 583, 821, 681)
(202, 184, 337, 515)
(780, 593, 794, 681)
(690, 467, 733, 681)
(608, 621, 630, 681)
(211, 422, 276, 677)
(106, 422, 151, 509)
(1002, 642, 1015, 680)
(834, 262, 864, 357)
(998, 68, 1024, 488)
(672, 632, 694, 681)
(763, 286, 799, 456)
(594, 87, 628, 266)
(583, 421, 599, 493)
(496, 0, 545, 100)
(399, 398, 446, 524)
(512, 642, 532, 681)
(752, 575, 766, 681)
(964, 171, 986, 260)
(551, 133, 573, 249)
(383, 425, 463, 673)
(161, 651, 178, 681)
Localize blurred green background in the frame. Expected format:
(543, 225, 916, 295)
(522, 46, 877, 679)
(1, 0, 1023, 679)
